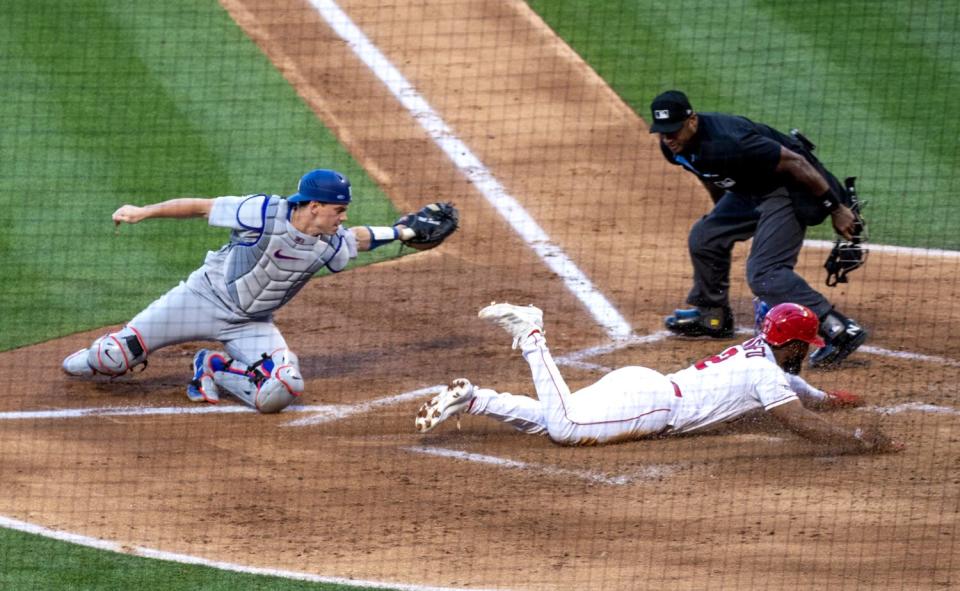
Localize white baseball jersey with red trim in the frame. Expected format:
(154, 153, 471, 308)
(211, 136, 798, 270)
(469, 334, 801, 445)
(666, 335, 797, 433)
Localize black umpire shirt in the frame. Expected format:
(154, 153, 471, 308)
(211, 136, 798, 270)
(659, 112, 808, 200)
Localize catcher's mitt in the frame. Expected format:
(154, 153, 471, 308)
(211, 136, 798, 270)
(824, 177, 868, 287)
(395, 202, 459, 251)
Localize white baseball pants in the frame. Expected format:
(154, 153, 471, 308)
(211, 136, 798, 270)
(469, 333, 680, 445)
(127, 282, 287, 366)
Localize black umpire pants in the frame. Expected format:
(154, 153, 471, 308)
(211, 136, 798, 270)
(685, 191, 832, 319)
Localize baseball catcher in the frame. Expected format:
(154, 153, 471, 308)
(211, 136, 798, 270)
(62, 169, 458, 414)
(416, 302, 903, 454)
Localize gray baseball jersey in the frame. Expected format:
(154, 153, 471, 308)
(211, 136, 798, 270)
(127, 194, 358, 365)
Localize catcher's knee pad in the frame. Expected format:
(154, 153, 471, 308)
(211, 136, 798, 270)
(254, 350, 304, 414)
(86, 327, 148, 376)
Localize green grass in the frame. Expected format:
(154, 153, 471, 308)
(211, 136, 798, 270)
(0, 526, 399, 591)
(0, 0, 402, 351)
(528, 0, 960, 248)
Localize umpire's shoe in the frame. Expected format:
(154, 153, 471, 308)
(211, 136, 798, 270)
(809, 313, 868, 368)
(665, 306, 735, 339)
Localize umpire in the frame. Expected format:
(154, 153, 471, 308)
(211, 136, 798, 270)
(650, 90, 866, 368)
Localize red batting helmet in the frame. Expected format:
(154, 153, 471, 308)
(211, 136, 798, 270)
(760, 303, 826, 347)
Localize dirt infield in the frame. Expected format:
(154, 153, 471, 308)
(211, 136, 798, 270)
(2, 0, 957, 589)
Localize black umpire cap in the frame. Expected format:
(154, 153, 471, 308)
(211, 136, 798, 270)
(649, 90, 693, 133)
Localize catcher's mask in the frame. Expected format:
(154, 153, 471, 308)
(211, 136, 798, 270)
(824, 240, 866, 286)
(824, 177, 868, 286)
(761, 303, 825, 348)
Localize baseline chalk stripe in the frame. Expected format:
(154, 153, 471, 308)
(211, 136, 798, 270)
(7, 339, 958, 423)
(306, 0, 632, 341)
(0, 515, 502, 591)
(804, 239, 960, 258)
(869, 402, 960, 416)
(405, 446, 678, 485)
(554, 331, 676, 372)
(0, 403, 331, 421)
(282, 384, 444, 427)
(858, 345, 960, 368)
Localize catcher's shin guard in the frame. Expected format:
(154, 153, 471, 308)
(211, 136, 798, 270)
(258, 350, 304, 413)
(212, 350, 304, 413)
(82, 327, 148, 376)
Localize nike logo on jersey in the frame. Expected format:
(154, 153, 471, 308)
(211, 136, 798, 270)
(273, 249, 303, 261)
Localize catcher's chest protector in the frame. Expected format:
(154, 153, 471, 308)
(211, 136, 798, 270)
(224, 197, 344, 316)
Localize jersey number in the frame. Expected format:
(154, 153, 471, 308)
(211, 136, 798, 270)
(694, 346, 739, 370)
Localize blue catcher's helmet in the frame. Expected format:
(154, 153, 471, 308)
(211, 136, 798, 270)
(287, 169, 351, 204)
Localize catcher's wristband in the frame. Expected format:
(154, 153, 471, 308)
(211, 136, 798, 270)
(365, 226, 416, 250)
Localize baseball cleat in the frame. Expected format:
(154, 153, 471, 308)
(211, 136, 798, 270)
(809, 317, 868, 368)
(665, 306, 735, 339)
(185, 349, 223, 403)
(478, 302, 544, 349)
(415, 378, 475, 433)
(62, 348, 95, 377)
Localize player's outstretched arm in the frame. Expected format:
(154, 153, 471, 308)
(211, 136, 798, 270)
(349, 225, 416, 252)
(785, 374, 864, 410)
(349, 202, 459, 252)
(112, 198, 214, 226)
(768, 399, 904, 453)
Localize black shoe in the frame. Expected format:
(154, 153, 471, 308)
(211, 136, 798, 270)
(665, 306, 734, 338)
(809, 316, 868, 368)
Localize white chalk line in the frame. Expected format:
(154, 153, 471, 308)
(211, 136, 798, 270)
(804, 239, 960, 258)
(405, 446, 678, 486)
(0, 403, 322, 421)
(7, 335, 957, 423)
(869, 402, 960, 416)
(281, 384, 443, 427)
(554, 328, 960, 372)
(307, 0, 631, 341)
(0, 386, 444, 424)
(9, 346, 956, 590)
(857, 344, 960, 367)
(15, 1, 960, 586)
(0, 515, 499, 591)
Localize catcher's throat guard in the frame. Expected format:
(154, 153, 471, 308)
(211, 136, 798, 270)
(824, 177, 868, 287)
